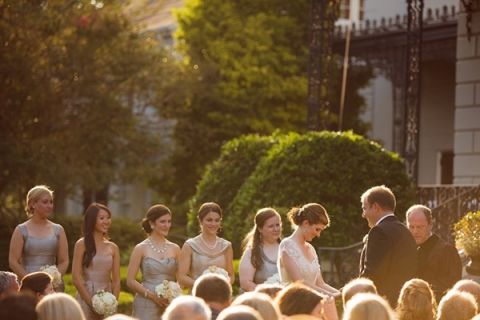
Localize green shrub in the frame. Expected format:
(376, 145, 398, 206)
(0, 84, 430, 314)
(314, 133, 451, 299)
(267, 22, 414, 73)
(454, 210, 480, 257)
(222, 131, 415, 255)
(187, 133, 282, 235)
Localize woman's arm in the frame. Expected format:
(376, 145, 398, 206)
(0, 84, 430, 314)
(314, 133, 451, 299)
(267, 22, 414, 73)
(225, 244, 235, 285)
(72, 239, 92, 307)
(316, 270, 340, 297)
(110, 242, 121, 299)
(56, 225, 69, 275)
(9, 226, 27, 278)
(177, 243, 195, 289)
(239, 248, 257, 291)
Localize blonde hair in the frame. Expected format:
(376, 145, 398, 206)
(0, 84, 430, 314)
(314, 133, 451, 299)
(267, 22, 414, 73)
(343, 293, 395, 320)
(233, 292, 281, 320)
(396, 278, 436, 320)
(25, 185, 53, 216)
(36, 293, 85, 320)
(436, 290, 477, 320)
(342, 277, 378, 307)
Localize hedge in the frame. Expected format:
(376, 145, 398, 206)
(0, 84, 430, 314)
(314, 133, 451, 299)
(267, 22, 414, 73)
(221, 131, 416, 255)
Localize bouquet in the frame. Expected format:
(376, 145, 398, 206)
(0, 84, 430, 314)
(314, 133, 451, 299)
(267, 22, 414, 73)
(91, 290, 118, 316)
(154, 280, 182, 302)
(264, 273, 282, 285)
(40, 265, 62, 288)
(202, 265, 230, 281)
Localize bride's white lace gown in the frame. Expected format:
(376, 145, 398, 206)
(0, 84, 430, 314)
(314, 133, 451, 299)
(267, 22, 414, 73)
(278, 237, 321, 285)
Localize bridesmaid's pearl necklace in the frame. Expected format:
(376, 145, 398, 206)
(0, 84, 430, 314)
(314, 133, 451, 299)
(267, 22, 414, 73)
(146, 238, 167, 254)
(200, 235, 218, 250)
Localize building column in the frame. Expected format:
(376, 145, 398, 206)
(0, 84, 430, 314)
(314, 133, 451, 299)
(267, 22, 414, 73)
(454, 0, 480, 184)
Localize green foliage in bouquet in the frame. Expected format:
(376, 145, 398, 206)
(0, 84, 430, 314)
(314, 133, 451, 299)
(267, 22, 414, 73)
(454, 210, 480, 257)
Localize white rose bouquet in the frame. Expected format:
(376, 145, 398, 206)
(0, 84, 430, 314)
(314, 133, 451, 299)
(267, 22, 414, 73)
(91, 290, 118, 316)
(40, 265, 62, 288)
(154, 280, 182, 302)
(202, 265, 230, 281)
(264, 273, 282, 285)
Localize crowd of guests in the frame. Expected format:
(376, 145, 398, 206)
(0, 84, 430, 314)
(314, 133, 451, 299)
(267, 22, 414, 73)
(0, 184, 478, 320)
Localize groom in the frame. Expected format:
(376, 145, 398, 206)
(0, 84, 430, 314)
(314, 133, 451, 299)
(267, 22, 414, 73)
(359, 185, 417, 306)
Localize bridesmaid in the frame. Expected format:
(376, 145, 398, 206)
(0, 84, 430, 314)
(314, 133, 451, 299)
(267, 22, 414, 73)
(72, 203, 120, 320)
(127, 204, 180, 320)
(278, 203, 339, 297)
(9, 185, 69, 290)
(178, 202, 234, 289)
(239, 208, 282, 291)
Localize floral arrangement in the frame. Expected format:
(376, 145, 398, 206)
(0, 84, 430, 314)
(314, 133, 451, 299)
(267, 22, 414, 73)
(154, 280, 182, 302)
(91, 290, 118, 316)
(264, 273, 282, 285)
(39, 265, 62, 288)
(202, 265, 230, 281)
(454, 210, 480, 257)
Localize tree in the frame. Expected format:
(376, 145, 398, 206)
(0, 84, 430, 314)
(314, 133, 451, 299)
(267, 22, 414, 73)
(161, 0, 373, 209)
(0, 0, 176, 213)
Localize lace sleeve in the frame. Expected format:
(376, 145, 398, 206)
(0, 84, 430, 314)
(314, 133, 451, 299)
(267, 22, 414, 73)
(279, 239, 301, 260)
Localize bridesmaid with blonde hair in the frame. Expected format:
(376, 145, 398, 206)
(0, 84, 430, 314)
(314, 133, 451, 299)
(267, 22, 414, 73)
(178, 202, 234, 289)
(9, 185, 69, 291)
(72, 203, 120, 320)
(239, 208, 282, 291)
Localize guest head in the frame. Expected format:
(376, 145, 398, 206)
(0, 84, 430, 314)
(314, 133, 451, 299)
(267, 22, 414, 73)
(406, 205, 433, 245)
(254, 283, 283, 299)
(0, 271, 20, 299)
(342, 277, 378, 307)
(36, 292, 85, 320)
(242, 208, 281, 268)
(217, 305, 263, 320)
(162, 295, 211, 320)
(141, 204, 172, 235)
(452, 279, 480, 305)
(197, 202, 222, 235)
(20, 272, 54, 300)
(361, 185, 396, 228)
(104, 315, 137, 320)
(0, 291, 37, 320)
(25, 185, 54, 217)
(82, 203, 112, 268)
(396, 278, 436, 320)
(193, 274, 232, 310)
(436, 290, 477, 320)
(232, 292, 280, 320)
(275, 282, 325, 317)
(343, 293, 395, 320)
(287, 203, 330, 242)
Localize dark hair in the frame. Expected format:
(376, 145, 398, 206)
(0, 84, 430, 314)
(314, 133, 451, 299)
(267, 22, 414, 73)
(287, 203, 330, 227)
(193, 274, 232, 304)
(361, 185, 396, 211)
(0, 291, 38, 320)
(82, 203, 111, 268)
(141, 204, 172, 233)
(275, 282, 324, 315)
(20, 272, 52, 296)
(254, 283, 284, 299)
(242, 208, 281, 269)
(198, 202, 223, 222)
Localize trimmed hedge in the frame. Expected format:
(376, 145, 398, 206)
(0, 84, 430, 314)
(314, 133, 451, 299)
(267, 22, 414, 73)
(187, 133, 282, 235)
(220, 131, 416, 255)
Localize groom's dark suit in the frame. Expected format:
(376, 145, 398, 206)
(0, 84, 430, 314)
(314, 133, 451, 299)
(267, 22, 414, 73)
(359, 215, 417, 306)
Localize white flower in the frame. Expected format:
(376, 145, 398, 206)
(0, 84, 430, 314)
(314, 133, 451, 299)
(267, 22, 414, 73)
(154, 280, 182, 302)
(264, 273, 282, 285)
(202, 265, 230, 281)
(39, 265, 62, 288)
(91, 290, 117, 316)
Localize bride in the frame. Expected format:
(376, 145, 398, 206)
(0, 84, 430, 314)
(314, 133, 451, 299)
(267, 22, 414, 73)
(278, 203, 339, 297)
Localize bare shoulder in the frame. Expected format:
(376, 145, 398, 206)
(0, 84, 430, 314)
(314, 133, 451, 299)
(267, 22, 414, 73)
(167, 240, 181, 251)
(75, 238, 85, 248)
(106, 240, 119, 251)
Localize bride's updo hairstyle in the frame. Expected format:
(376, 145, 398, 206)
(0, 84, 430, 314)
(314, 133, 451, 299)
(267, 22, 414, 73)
(287, 203, 330, 227)
(141, 204, 172, 234)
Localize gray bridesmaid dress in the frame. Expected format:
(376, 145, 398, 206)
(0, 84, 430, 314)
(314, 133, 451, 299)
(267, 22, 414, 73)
(253, 247, 278, 284)
(132, 257, 177, 320)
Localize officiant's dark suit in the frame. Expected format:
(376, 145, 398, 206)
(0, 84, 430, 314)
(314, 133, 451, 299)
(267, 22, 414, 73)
(359, 185, 417, 306)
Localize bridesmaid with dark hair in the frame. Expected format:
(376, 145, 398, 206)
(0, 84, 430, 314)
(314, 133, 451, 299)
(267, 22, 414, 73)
(239, 208, 282, 291)
(127, 204, 180, 320)
(178, 202, 234, 290)
(72, 203, 120, 320)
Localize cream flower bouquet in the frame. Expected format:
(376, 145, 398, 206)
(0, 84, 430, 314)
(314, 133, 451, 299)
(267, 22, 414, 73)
(39, 265, 62, 288)
(202, 265, 230, 281)
(92, 290, 118, 316)
(264, 273, 282, 285)
(154, 280, 182, 302)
